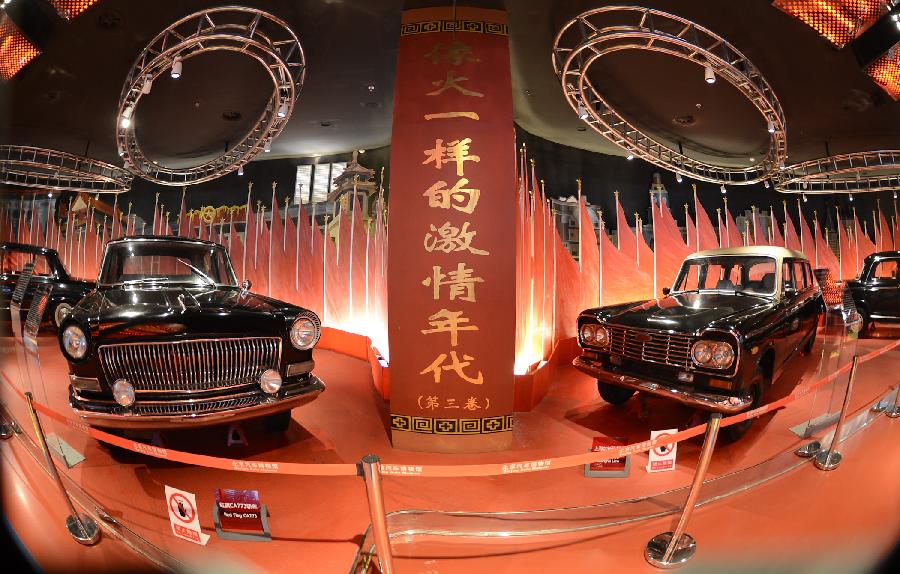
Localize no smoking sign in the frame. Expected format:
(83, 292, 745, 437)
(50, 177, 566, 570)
(165, 485, 209, 545)
(647, 429, 678, 473)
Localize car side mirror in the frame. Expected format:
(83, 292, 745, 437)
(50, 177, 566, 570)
(241, 279, 251, 293)
(661, 287, 671, 296)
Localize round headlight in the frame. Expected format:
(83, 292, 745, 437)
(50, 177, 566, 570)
(580, 324, 595, 343)
(54, 303, 72, 328)
(711, 342, 735, 368)
(112, 379, 135, 407)
(61, 324, 88, 360)
(691, 341, 713, 366)
(259, 369, 282, 394)
(290, 315, 320, 350)
(593, 326, 609, 347)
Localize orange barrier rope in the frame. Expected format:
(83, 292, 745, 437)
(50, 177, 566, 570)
(2, 338, 897, 478)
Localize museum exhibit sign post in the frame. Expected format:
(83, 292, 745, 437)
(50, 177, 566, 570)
(645, 413, 722, 568)
(387, 7, 517, 452)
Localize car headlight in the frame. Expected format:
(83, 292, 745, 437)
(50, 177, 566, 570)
(61, 324, 88, 360)
(580, 324, 595, 344)
(691, 340, 735, 369)
(579, 324, 609, 347)
(259, 369, 283, 394)
(112, 379, 135, 407)
(593, 325, 609, 346)
(290, 313, 321, 350)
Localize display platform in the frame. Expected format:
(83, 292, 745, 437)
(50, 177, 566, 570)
(1, 329, 899, 573)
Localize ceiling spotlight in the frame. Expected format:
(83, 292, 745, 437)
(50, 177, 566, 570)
(893, 191, 897, 199)
(120, 105, 134, 129)
(367, 84, 376, 92)
(277, 102, 288, 118)
(576, 103, 589, 120)
(141, 74, 153, 94)
(764, 180, 770, 189)
(704, 63, 715, 84)
(118, 146, 124, 157)
(720, 185, 727, 194)
(171, 56, 182, 79)
(849, 194, 854, 202)
(801, 181, 808, 189)
(802, 193, 808, 202)
(358, 149, 366, 153)
(750, 157, 755, 162)
(767, 120, 775, 134)
(48, 193, 53, 198)
(264, 139, 271, 153)
(238, 165, 244, 176)
(626, 153, 634, 161)
(675, 173, 683, 183)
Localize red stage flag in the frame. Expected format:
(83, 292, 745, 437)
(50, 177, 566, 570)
(654, 197, 692, 293)
(797, 202, 815, 261)
(751, 206, 764, 246)
(684, 203, 696, 251)
(722, 198, 743, 248)
(770, 205, 784, 246)
(854, 208, 876, 269)
(615, 191, 637, 256)
(837, 207, 855, 281)
(878, 203, 894, 251)
(784, 201, 801, 251)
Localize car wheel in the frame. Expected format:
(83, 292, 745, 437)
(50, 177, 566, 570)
(858, 309, 873, 337)
(53, 303, 72, 329)
(720, 383, 762, 443)
(597, 381, 635, 405)
(263, 410, 293, 433)
(802, 326, 817, 355)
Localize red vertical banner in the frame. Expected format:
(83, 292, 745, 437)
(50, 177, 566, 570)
(388, 7, 515, 452)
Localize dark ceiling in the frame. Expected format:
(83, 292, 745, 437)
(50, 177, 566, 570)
(1, 0, 899, 171)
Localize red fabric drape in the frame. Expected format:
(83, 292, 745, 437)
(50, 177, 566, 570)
(813, 216, 840, 276)
(854, 210, 876, 269)
(798, 207, 815, 261)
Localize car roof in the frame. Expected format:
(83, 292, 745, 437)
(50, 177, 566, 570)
(106, 235, 220, 247)
(686, 245, 808, 261)
(0, 241, 59, 257)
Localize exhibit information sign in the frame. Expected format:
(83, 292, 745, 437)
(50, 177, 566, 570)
(584, 436, 630, 478)
(215, 489, 264, 534)
(165, 485, 209, 545)
(647, 429, 678, 473)
(387, 6, 517, 452)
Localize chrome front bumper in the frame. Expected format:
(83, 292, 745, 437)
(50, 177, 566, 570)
(69, 375, 325, 429)
(573, 356, 753, 413)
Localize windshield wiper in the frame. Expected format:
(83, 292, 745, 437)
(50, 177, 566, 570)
(121, 277, 169, 285)
(176, 258, 215, 286)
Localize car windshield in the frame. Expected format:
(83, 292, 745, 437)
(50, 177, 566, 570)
(673, 255, 778, 297)
(99, 241, 237, 287)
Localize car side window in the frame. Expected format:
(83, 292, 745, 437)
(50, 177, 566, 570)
(1, 251, 51, 276)
(782, 261, 795, 291)
(872, 259, 899, 280)
(792, 261, 807, 289)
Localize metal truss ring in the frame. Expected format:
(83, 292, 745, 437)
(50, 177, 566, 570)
(116, 6, 305, 186)
(772, 150, 900, 194)
(552, 6, 787, 185)
(0, 145, 133, 193)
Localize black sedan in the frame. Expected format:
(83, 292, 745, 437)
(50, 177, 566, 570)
(847, 250, 899, 334)
(574, 246, 823, 441)
(1, 242, 95, 333)
(59, 236, 324, 431)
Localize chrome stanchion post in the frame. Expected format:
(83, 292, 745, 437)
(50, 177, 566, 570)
(361, 454, 395, 574)
(884, 385, 900, 419)
(645, 413, 722, 569)
(814, 356, 858, 471)
(24, 392, 100, 545)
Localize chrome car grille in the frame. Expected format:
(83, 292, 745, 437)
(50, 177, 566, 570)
(603, 324, 693, 369)
(131, 395, 259, 416)
(99, 337, 281, 393)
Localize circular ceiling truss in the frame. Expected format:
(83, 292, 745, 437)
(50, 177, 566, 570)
(0, 145, 133, 193)
(116, 6, 306, 186)
(772, 150, 900, 194)
(552, 6, 787, 185)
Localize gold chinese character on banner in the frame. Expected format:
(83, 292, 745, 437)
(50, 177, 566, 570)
(424, 111, 480, 121)
(420, 351, 484, 385)
(424, 221, 489, 255)
(423, 178, 480, 214)
(425, 395, 439, 410)
(463, 397, 482, 411)
(427, 71, 484, 98)
(422, 138, 481, 176)
(425, 40, 478, 66)
(422, 262, 484, 302)
(420, 309, 478, 346)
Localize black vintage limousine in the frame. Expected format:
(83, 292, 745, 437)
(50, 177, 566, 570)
(574, 246, 823, 441)
(59, 236, 324, 431)
(847, 250, 899, 334)
(1, 242, 95, 333)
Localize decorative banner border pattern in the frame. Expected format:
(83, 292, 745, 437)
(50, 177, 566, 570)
(400, 20, 508, 36)
(391, 413, 514, 435)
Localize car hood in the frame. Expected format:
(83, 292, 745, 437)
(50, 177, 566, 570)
(597, 292, 772, 333)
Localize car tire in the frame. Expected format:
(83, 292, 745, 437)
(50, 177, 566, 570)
(263, 410, 293, 433)
(858, 309, 873, 337)
(597, 381, 635, 405)
(720, 382, 762, 443)
(801, 326, 817, 355)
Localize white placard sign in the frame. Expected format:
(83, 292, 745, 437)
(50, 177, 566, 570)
(165, 485, 210, 545)
(646, 428, 678, 473)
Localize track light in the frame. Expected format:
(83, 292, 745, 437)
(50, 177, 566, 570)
(576, 103, 589, 120)
(626, 152, 634, 161)
(118, 146, 124, 157)
(720, 185, 727, 194)
(893, 191, 897, 199)
(277, 102, 288, 118)
(238, 165, 244, 176)
(120, 105, 133, 129)
(264, 139, 271, 153)
(767, 120, 775, 134)
(764, 180, 770, 189)
(802, 193, 808, 202)
(704, 63, 715, 84)
(171, 56, 182, 79)
(141, 74, 153, 94)
(675, 173, 683, 183)
(849, 194, 854, 202)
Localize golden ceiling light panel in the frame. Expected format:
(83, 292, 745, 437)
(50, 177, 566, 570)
(773, 0, 886, 47)
(50, 0, 101, 20)
(0, 14, 40, 81)
(865, 45, 900, 100)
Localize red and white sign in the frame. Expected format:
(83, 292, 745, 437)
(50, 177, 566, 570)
(588, 436, 628, 472)
(647, 429, 678, 473)
(165, 485, 209, 545)
(215, 489, 264, 534)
